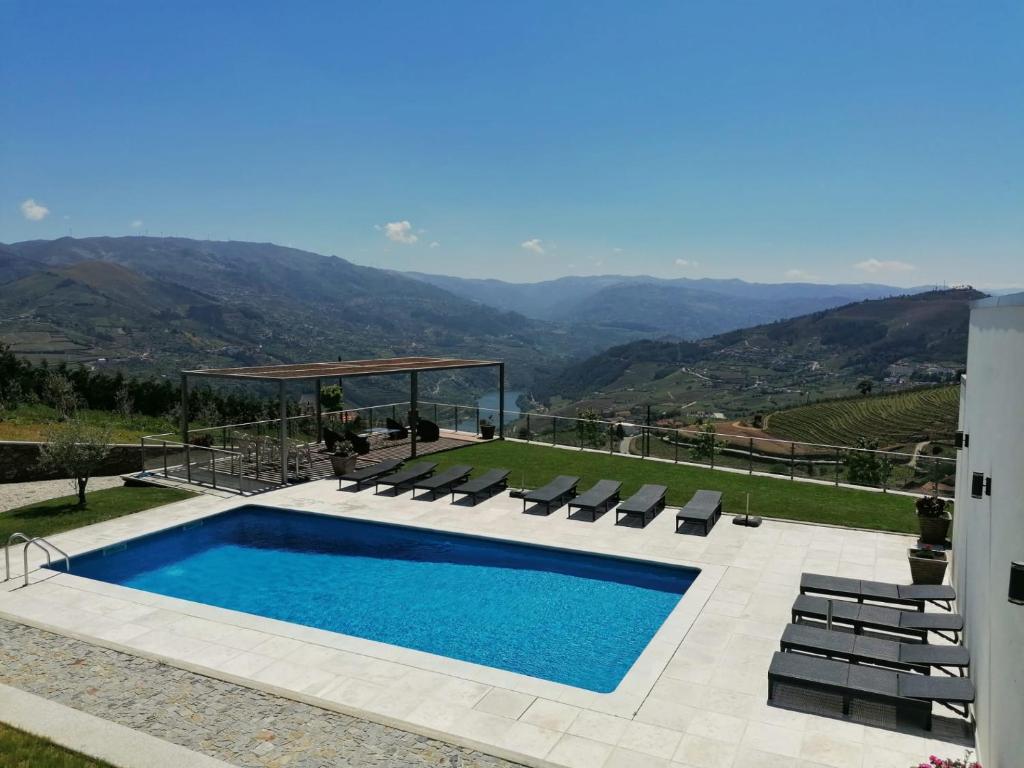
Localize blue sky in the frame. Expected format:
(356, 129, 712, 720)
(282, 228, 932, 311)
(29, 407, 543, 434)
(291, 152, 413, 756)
(1, 1, 1021, 287)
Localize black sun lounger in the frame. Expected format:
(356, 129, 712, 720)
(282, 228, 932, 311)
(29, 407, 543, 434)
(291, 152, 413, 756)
(412, 465, 473, 499)
(768, 651, 973, 731)
(374, 461, 438, 494)
(675, 490, 722, 535)
(451, 469, 510, 505)
(615, 484, 667, 528)
(338, 458, 404, 490)
(522, 475, 580, 514)
(792, 595, 963, 643)
(800, 572, 956, 612)
(567, 480, 621, 521)
(780, 623, 970, 676)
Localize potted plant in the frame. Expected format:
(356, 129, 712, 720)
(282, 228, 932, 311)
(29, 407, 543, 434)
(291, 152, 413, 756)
(916, 495, 951, 545)
(911, 750, 981, 768)
(328, 439, 357, 476)
(479, 418, 496, 440)
(908, 546, 948, 585)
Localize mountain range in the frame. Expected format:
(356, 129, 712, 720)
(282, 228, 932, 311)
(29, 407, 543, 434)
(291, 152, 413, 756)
(405, 271, 926, 339)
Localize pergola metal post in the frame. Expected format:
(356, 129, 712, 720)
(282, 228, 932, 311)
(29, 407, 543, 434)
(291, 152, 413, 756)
(498, 363, 505, 439)
(410, 371, 418, 459)
(315, 378, 323, 444)
(278, 380, 288, 486)
(180, 373, 189, 443)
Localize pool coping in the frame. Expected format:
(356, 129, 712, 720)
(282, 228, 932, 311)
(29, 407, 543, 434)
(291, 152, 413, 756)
(0, 485, 723, 768)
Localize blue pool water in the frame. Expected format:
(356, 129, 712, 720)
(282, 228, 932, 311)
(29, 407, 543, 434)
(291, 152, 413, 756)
(61, 506, 698, 692)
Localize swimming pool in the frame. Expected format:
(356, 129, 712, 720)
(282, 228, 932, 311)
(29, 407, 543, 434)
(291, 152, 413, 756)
(60, 505, 699, 692)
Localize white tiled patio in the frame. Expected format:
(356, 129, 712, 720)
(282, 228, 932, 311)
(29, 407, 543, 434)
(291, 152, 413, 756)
(0, 479, 968, 768)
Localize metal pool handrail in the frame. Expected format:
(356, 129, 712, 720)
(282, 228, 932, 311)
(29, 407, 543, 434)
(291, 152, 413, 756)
(3, 533, 70, 587)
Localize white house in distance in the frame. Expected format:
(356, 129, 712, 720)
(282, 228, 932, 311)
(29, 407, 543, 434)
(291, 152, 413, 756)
(952, 292, 1024, 768)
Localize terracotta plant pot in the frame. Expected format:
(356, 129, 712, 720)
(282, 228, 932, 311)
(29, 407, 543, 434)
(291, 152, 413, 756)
(908, 548, 948, 585)
(329, 454, 357, 476)
(918, 513, 952, 545)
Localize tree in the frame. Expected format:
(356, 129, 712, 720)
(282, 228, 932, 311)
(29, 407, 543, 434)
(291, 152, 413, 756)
(857, 379, 874, 396)
(115, 383, 134, 421)
(320, 385, 344, 412)
(845, 438, 892, 489)
(37, 421, 112, 505)
(44, 373, 79, 420)
(690, 423, 720, 462)
(575, 409, 605, 448)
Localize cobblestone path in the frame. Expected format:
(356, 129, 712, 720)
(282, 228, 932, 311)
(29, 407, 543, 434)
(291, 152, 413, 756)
(0, 618, 522, 768)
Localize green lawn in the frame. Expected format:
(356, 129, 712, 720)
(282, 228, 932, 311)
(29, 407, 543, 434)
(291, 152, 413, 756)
(0, 485, 195, 541)
(0, 723, 115, 768)
(0, 404, 174, 443)
(430, 441, 920, 533)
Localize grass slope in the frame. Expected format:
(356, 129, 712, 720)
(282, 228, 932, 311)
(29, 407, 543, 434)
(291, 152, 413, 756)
(767, 385, 959, 446)
(0, 404, 174, 443)
(0, 723, 114, 768)
(431, 441, 918, 533)
(0, 485, 194, 541)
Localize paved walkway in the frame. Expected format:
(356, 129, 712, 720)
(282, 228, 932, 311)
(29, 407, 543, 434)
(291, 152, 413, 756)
(0, 476, 124, 513)
(0, 618, 521, 768)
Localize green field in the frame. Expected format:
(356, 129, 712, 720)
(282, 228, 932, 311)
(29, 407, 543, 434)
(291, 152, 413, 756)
(0, 404, 175, 443)
(0, 723, 115, 768)
(432, 441, 920, 533)
(766, 385, 959, 447)
(0, 486, 195, 542)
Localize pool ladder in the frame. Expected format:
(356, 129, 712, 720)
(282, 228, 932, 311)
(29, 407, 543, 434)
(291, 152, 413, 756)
(3, 533, 70, 587)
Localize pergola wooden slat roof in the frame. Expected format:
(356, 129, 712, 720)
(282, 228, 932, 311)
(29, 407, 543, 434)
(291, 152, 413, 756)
(183, 356, 501, 381)
(180, 357, 505, 483)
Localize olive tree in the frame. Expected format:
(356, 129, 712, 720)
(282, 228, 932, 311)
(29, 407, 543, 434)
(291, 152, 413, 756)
(37, 421, 112, 505)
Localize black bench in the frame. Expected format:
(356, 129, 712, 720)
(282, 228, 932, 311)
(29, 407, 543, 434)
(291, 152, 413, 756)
(567, 480, 621, 521)
(522, 475, 580, 514)
(615, 484, 667, 527)
(780, 623, 970, 676)
(451, 469, 510, 505)
(768, 651, 973, 731)
(338, 458, 403, 490)
(374, 461, 438, 494)
(675, 490, 722, 535)
(413, 465, 473, 500)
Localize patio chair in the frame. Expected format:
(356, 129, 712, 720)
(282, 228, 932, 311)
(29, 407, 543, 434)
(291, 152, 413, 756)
(791, 594, 963, 643)
(615, 484, 667, 527)
(344, 430, 371, 455)
(567, 480, 621, 521)
(451, 469, 510, 505)
(675, 490, 722, 535)
(413, 465, 473, 499)
(416, 418, 440, 442)
(800, 572, 956, 612)
(375, 461, 438, 494)
(768, 651, 973, 731)
(780, 623, 970, 676)
(522, 475, 580, 514)
(338, 458, 403, 490)
(385, 417, 408, 440)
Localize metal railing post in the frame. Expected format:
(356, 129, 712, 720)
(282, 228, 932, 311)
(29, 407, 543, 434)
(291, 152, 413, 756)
(835, 449, 841, 486)
(525, 413, 530, 442)
(185, 443, 191, 482)
(454, 405, 459, 432)
(674, 433, 679, 463)
(709, 434, 714, 468)
(211, 449, 217, 489)
(749, 438, 754, 474)
(790, 442, 796, 480)
(163, 441, 168, 477)
(609, 428, 614, 454)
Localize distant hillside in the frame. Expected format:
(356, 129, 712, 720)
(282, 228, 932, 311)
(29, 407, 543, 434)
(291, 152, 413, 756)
(405, 270, 922, 339)
(0, 236, 563, 400)
(766, 385, 960, 447)
(543, 288, 981, 418)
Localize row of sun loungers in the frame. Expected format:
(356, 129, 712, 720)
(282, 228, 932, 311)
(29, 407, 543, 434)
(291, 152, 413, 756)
(338, 460, 721, 532)
(769, 572, 972, 733)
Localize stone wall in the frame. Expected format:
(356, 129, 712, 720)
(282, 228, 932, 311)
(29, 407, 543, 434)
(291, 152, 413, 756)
(0, 441, 162, 484)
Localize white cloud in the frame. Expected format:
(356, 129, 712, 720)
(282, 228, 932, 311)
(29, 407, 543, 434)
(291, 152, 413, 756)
(429, 241, 440, 249)
(131, 219, 144, 229)
(612, 247, 623, 254)
(854, 258, 916, 274)
(20, 198, 50, 221)
(521, 238, 545, 255)
(675, 258, 699, 268)
(380, 220, 418, 244)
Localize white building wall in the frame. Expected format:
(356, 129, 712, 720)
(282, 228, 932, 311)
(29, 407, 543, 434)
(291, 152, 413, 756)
(951, 293, 1024, 768)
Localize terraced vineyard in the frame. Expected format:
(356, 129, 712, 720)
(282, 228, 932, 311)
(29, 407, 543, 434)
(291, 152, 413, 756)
(767, 385, 959, 447)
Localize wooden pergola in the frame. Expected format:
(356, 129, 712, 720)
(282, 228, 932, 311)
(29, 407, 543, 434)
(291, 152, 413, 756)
(180, 357, 505, 485)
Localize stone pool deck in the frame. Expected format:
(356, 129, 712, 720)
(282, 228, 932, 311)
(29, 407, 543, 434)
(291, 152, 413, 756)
(0, 478, 969, 768)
